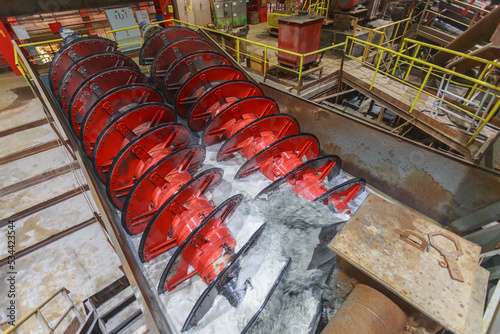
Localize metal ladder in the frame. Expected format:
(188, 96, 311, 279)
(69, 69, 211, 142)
(307, 0, 331, 17)
(431, 72, 495, 135)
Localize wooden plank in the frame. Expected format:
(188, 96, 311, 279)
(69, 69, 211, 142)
(0, 185, 89, 227)
(0, 163, 78, 197)
(417, 25, 455, 46)
(0, 140, 61, 165)
(0, 118, 50, 138)
(0, 217, 97, 267)
(463, 267, 489, 334)
(313, 88, 356, 102)
(300, 71, 339, 91)
(447, 44, 500, 73)
(330, 195, 482, 334)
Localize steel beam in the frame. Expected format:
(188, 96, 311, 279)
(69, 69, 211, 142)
(429, 5, 500, 67)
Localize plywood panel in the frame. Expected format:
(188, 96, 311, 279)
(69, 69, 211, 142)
(330, 195, 482, 334)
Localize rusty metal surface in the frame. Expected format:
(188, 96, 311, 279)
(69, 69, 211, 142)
(429, 5, 500, 67)
(0, 0, 138, 17)
(261, 84, 500, 228)
(321, 284, 407, 334)
(330, 195, 481, 334)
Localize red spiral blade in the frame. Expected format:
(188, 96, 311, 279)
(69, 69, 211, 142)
(313, 178, 366, 214)
(82, 86, 166, 155)
(181, 66, 248, 130)
(202, 97, 279, 146)
(49, 37, 117, 97)
(217, 114, 300, 162)
(182, 80, 263, 123)
(91, 103, 176, 178)
(105, 123, 190, 209)
(69, 68, 147, 135)
(235, 133, 320, 179)
(158, 194, 243, 290)
(122, 146, 206, 235)
(163, 51, 230, 102)
(58, 52, 137, 111)
(139, 27, 203, 65)
(139, 169, 225, 262)
(151, 39, 215, 86)
(255, 155, 342, 198)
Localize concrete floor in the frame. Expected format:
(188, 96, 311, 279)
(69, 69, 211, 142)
(0, 72, 125, 333)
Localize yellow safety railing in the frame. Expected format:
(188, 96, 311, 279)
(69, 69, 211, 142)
(104, 18, 344, 93)
(308, 0, 331, 17)
(16, 35, 88, 64)
(351, 6, 421, 62)
(418, 0, 489, 32)
(267, 13, 291, 30)
(344, 35, 500, 143)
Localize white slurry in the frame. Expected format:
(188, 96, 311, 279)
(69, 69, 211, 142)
(123, 130, 370, 334)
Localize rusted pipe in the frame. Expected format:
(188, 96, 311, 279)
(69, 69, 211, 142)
(429, 5, 500, 67)
(321, 284, 407, 334)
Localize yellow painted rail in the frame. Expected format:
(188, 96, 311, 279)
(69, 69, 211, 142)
(345, 35, 500, 143)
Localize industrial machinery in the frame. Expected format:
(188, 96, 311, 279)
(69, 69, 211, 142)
(145, 31, 366, 214)
(47, 24, 366, 333)
(48, 32, 291, 333)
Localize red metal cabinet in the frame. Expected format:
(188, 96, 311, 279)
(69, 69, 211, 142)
(277, 15, 323, 67)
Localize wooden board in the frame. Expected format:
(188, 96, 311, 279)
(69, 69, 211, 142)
(342, 60, 497, 145)
(464, 266, 489, 334)
(0, 193, 95, 260)
(330, 195, 482, 334)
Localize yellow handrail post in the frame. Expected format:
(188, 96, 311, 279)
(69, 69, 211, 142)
(391, 40, 405, 75)
(409, 66, 433, 113)
(348, 27, 356, 56)
(370, 50, 384, 90)
(404, 44, 420, 80)
(362, 31, 373, 62)
(465, 64, 489, 102)
(236, 39, 240, 63)
(469, 98, 500, 142)
(298, 55, 304, 90)
(263, 46, 268, 79)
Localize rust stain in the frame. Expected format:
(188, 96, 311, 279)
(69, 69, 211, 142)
(0, 86, 34, 113)
(337, 152, 457, 224)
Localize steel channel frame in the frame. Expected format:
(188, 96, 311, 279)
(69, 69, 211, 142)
(12, 41, 173, 334)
